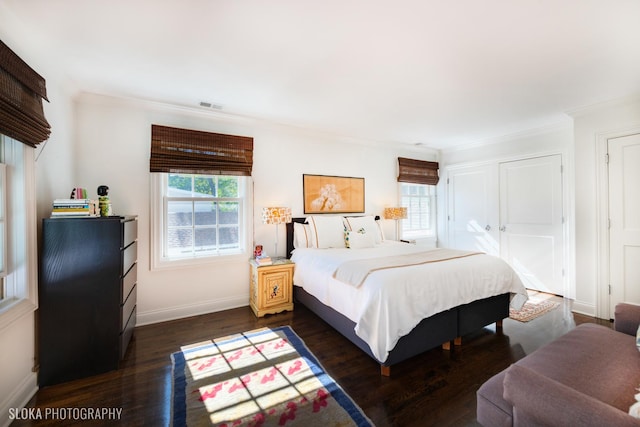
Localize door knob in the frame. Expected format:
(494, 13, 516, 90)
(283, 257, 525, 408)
(485, 225, 491, 231)
(500, 226, 506, 232)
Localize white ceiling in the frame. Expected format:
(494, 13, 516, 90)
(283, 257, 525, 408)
(4, 0, 640, 150)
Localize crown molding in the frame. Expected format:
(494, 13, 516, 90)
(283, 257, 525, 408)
(73, 91, 438, 155)
(440, 119, 573, 154)
(565, 93, 640, 118)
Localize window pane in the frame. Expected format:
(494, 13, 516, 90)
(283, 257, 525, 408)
(218, 176, 239, 197)
(167, 228, 193, 256)
(219, 202, 239, 224)
(219, 226, 239, 247)
(194, 201, 216, 225)
(193, 176, 216, 196)
(194, 227, 216, 252)
(167, 201, 193, 226)
(168, 174, 192, 193)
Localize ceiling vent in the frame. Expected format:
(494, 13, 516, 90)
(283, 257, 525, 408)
(199, 101, 223, 110)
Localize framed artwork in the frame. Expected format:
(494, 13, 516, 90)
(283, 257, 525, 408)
(303, 174, 365, 214)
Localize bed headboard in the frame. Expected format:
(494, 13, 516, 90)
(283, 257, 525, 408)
(285, 215, 381, 259)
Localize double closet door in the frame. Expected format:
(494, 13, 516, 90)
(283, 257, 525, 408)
(447, 155, 564, 295)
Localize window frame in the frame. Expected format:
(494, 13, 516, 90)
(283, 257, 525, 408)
(0, 135, 38, 330)
(151, 172, 250, 270)
(399, 182, 437, 242)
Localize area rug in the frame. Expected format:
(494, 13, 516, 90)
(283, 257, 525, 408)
(509, 300, 560, 322)
(171, 326, 373, 427)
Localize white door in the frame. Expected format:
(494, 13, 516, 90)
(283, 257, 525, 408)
(499, 155, 564, 295)
(609, 134, 640, 313)
(447, 164, 499, 256)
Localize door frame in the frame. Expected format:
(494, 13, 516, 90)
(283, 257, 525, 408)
(596, 127, 640, 319)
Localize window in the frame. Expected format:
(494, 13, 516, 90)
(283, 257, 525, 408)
(0, 40, 47, 321)
(400, 183, 436, 240)
(0, 134, 35, 316)
(149, 125, 253, 269)
(151, 173, 249, 268)
(0, 163, 5, 302)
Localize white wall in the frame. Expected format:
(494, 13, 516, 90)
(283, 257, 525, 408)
(66, 93, 437, 326)
(569, 96, 640, 317)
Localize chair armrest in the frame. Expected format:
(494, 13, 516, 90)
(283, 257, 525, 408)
(503, 364, 640, 427)
(615, 303, 640, 336)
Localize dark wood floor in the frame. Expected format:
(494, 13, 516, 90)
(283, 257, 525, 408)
(14, 295, 611, 427)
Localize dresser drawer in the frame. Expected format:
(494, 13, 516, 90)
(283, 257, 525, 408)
(122, 263, 137, 304)
(121, 284, 136, 330)
(123, 218, 137, 248)
(120, 306, 136, 359)
(122, 241, 137, 275)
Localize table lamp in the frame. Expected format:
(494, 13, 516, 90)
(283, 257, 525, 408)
(384, 207, 408, 241)
(262, 207, 292, 258)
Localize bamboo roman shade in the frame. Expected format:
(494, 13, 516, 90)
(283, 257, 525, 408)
(0, 39, 51, 147)
(150, 125, 254, 176)
(397, 157, 440, 185)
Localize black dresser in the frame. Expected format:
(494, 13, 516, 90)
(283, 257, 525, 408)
(38, 215, 138, 386)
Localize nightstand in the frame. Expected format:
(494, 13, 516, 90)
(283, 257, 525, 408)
(249, 258, 294, 317)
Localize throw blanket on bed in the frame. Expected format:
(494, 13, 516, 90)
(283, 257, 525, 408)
(333, 248, 483, 287)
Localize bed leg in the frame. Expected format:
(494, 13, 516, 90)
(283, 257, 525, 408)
(380, 365, 391, 377)
(496, 319, 503, 329)
(442, 337, 462, 350)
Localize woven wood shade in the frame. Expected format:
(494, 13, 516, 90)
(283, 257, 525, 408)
(0, 40, 51, 147)
(397, 157, 439, 185)
(150, 125, 253, 176)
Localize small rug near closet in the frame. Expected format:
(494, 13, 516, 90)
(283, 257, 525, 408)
(171, 325, 373, 427)
(509, 300, 560, 322)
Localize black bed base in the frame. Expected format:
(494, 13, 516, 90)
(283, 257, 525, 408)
(294, 286, 509, 376)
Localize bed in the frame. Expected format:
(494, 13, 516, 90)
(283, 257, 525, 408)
(286, 215, 528, 376)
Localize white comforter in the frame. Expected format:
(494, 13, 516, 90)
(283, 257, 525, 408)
(291, 241, 528, 363)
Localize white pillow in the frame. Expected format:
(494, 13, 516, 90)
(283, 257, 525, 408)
(345, 228, 376, 249)
(293, 222, 312, 249)
(344, 216, 384, 244)
(306, 215, 346, 248)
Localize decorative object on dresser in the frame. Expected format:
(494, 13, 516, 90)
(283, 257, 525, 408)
(383, 206, 407, 240)
(249, 258, 294, 317)
(170, 326, 373, 427)
(38, 215, 138, 386)
(261, 206, 292, 258)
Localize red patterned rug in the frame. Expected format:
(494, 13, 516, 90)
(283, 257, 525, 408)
(171, 326, 373, 426)
(510, 300, 560, 322)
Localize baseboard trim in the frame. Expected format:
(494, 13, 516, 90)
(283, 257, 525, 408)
(136, 296, 249, 326)
(0, 372, 37, 427)
(571, 300, 597, 318)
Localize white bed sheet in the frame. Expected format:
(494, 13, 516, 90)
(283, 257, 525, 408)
(291, 241, 528, 363)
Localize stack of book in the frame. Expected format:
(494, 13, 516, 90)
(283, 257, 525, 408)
(51, 199, 99, 218)
(255, 255, 272, 266)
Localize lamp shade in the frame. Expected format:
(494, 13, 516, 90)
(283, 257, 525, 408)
(262, 207, 292, 225)
(384, 207, 407, 220)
